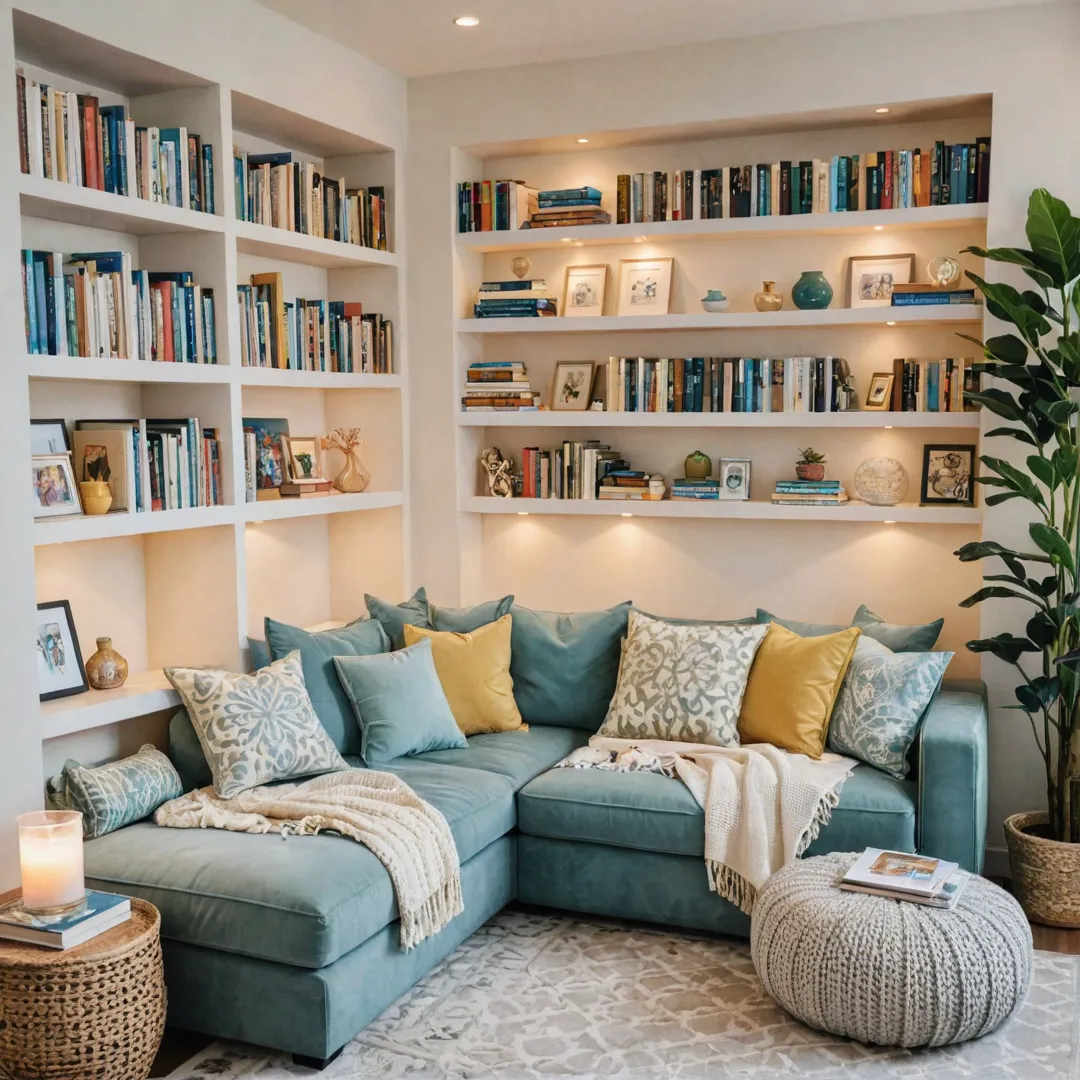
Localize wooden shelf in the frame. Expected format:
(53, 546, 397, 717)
(33, 506, 238, 546)
(234, 220, 400, 269)
(40, 671, 179, 741)
(455, 203, 989, 253)
(458, 410, 981, 429)
(244, 489, 404, 523)
(23, 354, 232, 383)
(238, 368, 402, 390)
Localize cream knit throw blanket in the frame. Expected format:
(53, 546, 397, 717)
(155, 770, 463, 950)
(564, 737, 856, 914)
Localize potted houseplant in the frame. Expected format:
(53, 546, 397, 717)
(955, 188, 1080, 925)
(795, 447, 827, 481)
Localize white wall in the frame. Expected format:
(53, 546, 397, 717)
(407, 3, 1080, 872)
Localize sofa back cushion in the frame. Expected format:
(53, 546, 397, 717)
(169, 708, 213, 791)
(850, 604, 945, 652)
(431, 595, 514, 633)
(365, 587, 432, 650)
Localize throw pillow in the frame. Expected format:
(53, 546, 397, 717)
(850, 604, 945, 653)
(635, 608, 755, 626)
(333, 639, 468, 766)
(738, 623, 861, 758)
(597, 610, 769, 745)
(169, 708, 212, 791)
(49, 745, 183, 839)
(431, 594, 514, 634)
(403, 615, 522, 735)
(365, 587, 432, 650)
(755, 609, 847, 637)
(248, 637, 271, 671)
(509, 602, 632, 729)
(165, 650, 348, 799)
(263, 616, 389, 756)
(828, 636, 954, 778)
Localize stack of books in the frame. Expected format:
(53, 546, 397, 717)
(670, 478, 721, 501)
(473, 279, 557, 319)
(527, 187, 610, 229)
(521, 441, 636, 499)
(462, 361, 539, 412)
(839, 848, 969, 910)
(890, 358, 977, 412)
(771, 479, 848, 507)
(891, 284, 980, 307)
(457, 180, 537, 232)
(598, 472, 666, 501)
(0, 891, 132, 950)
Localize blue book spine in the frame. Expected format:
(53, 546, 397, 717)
(478, 280, 546, 291)
(171, 284, 182, 360)
(204, 293, 216, 363)
(33, 256, 48, 355)
(927, 363, 940, 411)
(891, 291, 976, 306)
(24, 250, 37, 353)
(950, 148, 963, 205)
(959, 146, 970, 203)
(836, 156, 848, 211)
(185, 287, 198, 362)
(830, 156, 839, 212)
(538, 186, 602, 200)
(202, 146, 215, 215)
(234, 155, 244, 220)
(537, 198, 601, 209)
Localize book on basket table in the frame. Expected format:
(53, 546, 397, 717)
(0, 890, 131, 949)
(839, 848, 968, 909)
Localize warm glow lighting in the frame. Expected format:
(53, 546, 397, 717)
(875, 107, 890, 114)
(886, 320, 896, 326)
(561, 237, 574, 243)
(634, 236, 646, 243)
(621, 512, 633, 518)
(453, 15, 480, 26)
(873, 225, 885, 231)
(884, 425, 894, 430)
(517, 511, 529, 516)
(576, 138, 590, 144)
(18, 811, 85, 916)
(884, 519, 897, 524)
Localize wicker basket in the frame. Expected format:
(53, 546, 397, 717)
(0, 897, 165, 1080)
(1005, 810, 1080, 928)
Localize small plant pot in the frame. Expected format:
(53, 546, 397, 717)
(1005, 810, 1080, 927)
(79, 480, 113, 515)
(795, 463, 825, 482)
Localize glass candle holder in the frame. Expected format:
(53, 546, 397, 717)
(17, 810, 86, 917)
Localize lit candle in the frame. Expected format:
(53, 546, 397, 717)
(17, 811, 85, 916)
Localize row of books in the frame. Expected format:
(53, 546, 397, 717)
(840, 848, 969, 910)
(17, 72, 215, 213)
(462, 360, 539, 411)
(233, 149, 388, 250)
(474, 278, 557, 319)
(22, 249, 217, 363)
(771, 480, 849, 507)
(457, 180, 538, 232)
(521, 441, 641, 500)
(887, 359, 976, 412)
(600, 357, 856, 414)
(527, 186, 611, 229)
(890, 284, 978, 307)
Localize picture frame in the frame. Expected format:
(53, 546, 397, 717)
(551, 362, 596, 411)
(36, 600, 89, 701)
(562, 264, 609, 317)
(719, 458, 751, 501)
(864, 372, 895, 411)
(284, 436, 325, 483)
(847, 253, 916, 308)
(30, 419, 71, 455)
(616, 257, 674, 317)
(920, 444, 977, 507)
(31, 453, 82, 520)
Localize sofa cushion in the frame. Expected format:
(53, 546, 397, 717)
(431, 595, 514, 633)
(516, 762, 914, 857)
(850, 604, 945, 653)
(83, 761, 515, 969)
(365, 587, 431, 650)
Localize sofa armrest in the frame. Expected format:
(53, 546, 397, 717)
(916, 679, 988, 873)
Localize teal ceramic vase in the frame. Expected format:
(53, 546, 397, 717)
(791, 270, 833, 310)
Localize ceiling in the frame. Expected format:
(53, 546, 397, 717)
(258, 0, 1049, 78)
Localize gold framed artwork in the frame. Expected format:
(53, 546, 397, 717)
(284, 436, 325, 483)
(551, 361, 596, 411)
(562, 264, 608, 317)
(864, 372, 895, 411)
(847, 253, 916, 309)
(616, 257, 673, 317)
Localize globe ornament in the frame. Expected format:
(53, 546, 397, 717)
(854, 457, 908, 506)
(927, 255, 961, 288)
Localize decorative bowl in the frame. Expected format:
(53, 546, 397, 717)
(701, 299, 730, 313)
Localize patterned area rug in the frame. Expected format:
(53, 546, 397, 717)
(171, 908, 1080, 1079)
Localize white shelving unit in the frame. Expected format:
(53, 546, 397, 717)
(458, 409, 981, 429)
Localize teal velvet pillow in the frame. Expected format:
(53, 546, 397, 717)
(264, 616, 390, 756)
(333, 639, 468, 766)
(756, 609, 846, 637)
(510, 602, 632, 730)
(365, 587, 432, 650)
(431, 594, 514, 633)
(851, 604, 945, 652)
(636, 608, 755, 626)
(169, 708, 212, 791)
(248, 637, 271, 671)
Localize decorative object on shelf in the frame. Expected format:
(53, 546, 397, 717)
(31, 453, 82, 521)
(243, 417, 290, 497)
(854, 458, 908, 506)
(29, 419, 70, 455)
(719, 458, 751, 500)
(864, 372, 896, 411)
(551, 362, 596, 411)
(795, 447, 827, 482)
(683, 451, 713, 479)
(590, 399, 604, 411)
(791, 270, 833, 310)
(17, 809, 85, 916)
(920, 444, 975, 506)
(753, 280, 783, 312)
(562, 264, 608, 317)
(324, 428, 370, 494)
(510, 255, 532, 280)
(36, 600, 88, 702)
(616, 257, 673, 316)
(481, 448, 515, 498)
(927, 255, 961, 287)
(846, 252, 916, 308)
(72, 426, 135, 512)
(701, 289, 729, 313)
(85, 638, 129, 691)
(284, 436, 326, 483)
(77, 481, 112, 516)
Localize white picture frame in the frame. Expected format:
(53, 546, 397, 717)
(616, 257, 673, 317)
(562, 264, 608, 317)
(847, 253, 916, 309)
(719, 458, 751, 501)
(31, 453, 82, 520)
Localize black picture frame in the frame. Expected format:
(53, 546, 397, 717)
(29, 418, 71, 455)
(35, 600, 89, 701)
(920, 443, 977, 507)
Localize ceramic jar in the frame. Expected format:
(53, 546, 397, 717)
(754, 281, 783, 312)
(791, 270, 833, 310)
(684, 451, 712, 479)
(333, 448, 370, 493)
(78, 480, 112, 515)
(85, 637, 129, 690)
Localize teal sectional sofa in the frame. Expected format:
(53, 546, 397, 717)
(82, 677, 987, 1067)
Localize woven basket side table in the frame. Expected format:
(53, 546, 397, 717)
(0, 895, 166, 1080)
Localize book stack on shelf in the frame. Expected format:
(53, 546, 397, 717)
(462, 361, 538, 412)
(839, 848, 969, 910)
(16, 72, 215, 212)
(474, 278, 556, 319)
(521, 440, 643, 500)
(0, 891, 131, 950)
(889, 358, 976, 412)
(22, 250, 217, 363)
(891, 284, 980, 308)
(527, 186, 610, 229)
(601, 356, 856, 414)
(771, 479, 848, 507)
(599, 471, 666, 501)
(670, 477, 721, 501)
(456, 179, 537, 232)
(233, 149, 387, 250)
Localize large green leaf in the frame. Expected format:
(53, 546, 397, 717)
(966, 389, 1034, 426)
(1031, 573, 1062, 598)
(967, 272, 1053, 344)
(1027, 611, 1061, 648)
(1015, 674, 1061, 713)
(1027, 455, 1057, 490)
(981, 455, 1048, 508)
(1025, 189, 1080, 287)
(963, 245, 1055, 290)
(955, 540, 1051, 564)
(1056, 647, 1080, 670)
(966, 633, 1039, 665)
(985, 425, 1039, 447)
(1052, 444, 1078, 484)
(1030, 522, 1076, 573)
(959, 585, 1042, 609)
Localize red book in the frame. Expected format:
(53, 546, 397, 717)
(150, 282, 174, 361)
(78, 95, 100, 190)
(882, 150, 894, 209)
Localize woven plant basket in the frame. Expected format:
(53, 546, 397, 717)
(0, 898, 165, 1080)
(1005, 811, 1080, 928)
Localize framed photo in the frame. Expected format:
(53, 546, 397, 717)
(243, 417, 290, 491)
(562, 264, 608, 317)
(864, 372, 895, 411)
(31, 453, 82, 519)
(719, 458, 751, 501)
(30, 419, 70, 455)
(36, 600, 88, 701)
(847, 253, 916, 308)
(921, 444, 976, 506)
(285, 436, 325, 483)
(616, 257, 673, 317)
(551, 362, 596, 411)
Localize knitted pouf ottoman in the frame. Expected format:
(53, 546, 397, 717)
(750, 851, 1033, 1048)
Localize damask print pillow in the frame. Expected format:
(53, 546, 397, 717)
(827, 636, 953, 778)
(165, 650, 348, 799)
(598, 611, 768, 746)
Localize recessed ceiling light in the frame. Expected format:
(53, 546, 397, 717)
(621, 512, 633, 518)
(884, 519, 897, 524)
(884, 425, 894, 430)
(873, 225, 884, 231)
(634, 236, 647, 243)
(453, 15, 480, 27)
(561, 237, 574, 243)
(886, 320, 896, 326)
(577, 138, 590, 144)
(875, 107, 890, 114)
(517, 511, 529, 516)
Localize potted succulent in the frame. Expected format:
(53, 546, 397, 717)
(795, 447, 827, 482)
(954, 189, 1080, 926)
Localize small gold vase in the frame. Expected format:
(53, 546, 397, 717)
(754, 280, 784, 312)
(333, 448, 371, 494)
(79, 480, 112, 515)
(85, 637, 128, 690)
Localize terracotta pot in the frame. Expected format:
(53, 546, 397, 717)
(1005, 810, 1080, 927)
(85, 637, 129, 690)
(796, 463, 826, 482)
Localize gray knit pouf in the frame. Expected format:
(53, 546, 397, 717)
(750, 851, 1033, 1048)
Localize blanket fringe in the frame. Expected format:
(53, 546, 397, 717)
(400, 875, 464, 951)
(795, 785, 844, 858)
(707, 860, 756, 915)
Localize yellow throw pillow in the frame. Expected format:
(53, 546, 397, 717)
(737, 623, 861, 759)
(403, 615, 522, 736)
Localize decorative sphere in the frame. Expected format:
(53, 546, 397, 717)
(791, 270, 833, 310)
(854, 457, 908, 506)
(927, 255, 960, 288)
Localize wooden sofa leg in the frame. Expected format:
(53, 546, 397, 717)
(292, 1047, 343, 1070)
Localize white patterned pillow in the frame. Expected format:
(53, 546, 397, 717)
(165, 650, 347, 798)
(598, 611, 768, 745)
(827, 636, 953, 778)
